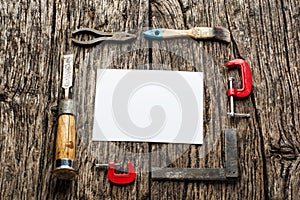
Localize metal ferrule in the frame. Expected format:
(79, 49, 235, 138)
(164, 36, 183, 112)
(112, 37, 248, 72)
(55, 158, 74, 168)
(58, 99, 75, 116)
(52, 158, 77, 180)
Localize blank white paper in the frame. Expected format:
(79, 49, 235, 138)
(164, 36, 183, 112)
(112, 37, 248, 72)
(92, 69, 203, 144)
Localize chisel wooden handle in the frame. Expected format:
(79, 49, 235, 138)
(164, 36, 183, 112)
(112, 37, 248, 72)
(52, 99, 77, 180)
(56, 114, 76, 160)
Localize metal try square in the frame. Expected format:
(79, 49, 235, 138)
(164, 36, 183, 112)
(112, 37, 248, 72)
(151, 129, 239, 181)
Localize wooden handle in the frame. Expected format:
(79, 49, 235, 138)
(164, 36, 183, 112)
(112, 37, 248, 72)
(160, 28, 214, 39)
(160, 29, 191, 39)
(55, 114, 76, 161)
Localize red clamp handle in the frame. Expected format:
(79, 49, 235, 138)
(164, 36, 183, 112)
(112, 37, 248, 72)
(226, 59, 252, 98)
(107, 160, 136, 184)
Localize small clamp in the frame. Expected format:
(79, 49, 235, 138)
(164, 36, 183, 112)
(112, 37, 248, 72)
(226, 59, 252, 117)
(96, 160, 136, 185)
(71, 28, 136, 47)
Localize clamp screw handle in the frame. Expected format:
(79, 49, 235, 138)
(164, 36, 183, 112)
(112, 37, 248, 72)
(95, 163, 121, 168)
(227, 77, 250, 118)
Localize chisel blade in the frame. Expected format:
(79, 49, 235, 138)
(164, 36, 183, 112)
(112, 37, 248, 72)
(62, 54, 74, 99)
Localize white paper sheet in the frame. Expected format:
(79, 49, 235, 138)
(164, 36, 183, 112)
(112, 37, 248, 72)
(92, 69, 203, 144)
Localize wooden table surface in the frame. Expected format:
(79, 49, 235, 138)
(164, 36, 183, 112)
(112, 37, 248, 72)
(0, 0, 299, 199)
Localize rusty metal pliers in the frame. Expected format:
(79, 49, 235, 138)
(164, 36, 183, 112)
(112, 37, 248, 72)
(71, 28, 136, 47)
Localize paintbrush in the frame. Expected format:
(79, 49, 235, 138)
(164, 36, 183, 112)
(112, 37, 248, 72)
(143, 26, 231, 43)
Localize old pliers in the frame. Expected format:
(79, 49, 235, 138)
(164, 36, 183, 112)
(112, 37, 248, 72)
(71, 28, 136, 47)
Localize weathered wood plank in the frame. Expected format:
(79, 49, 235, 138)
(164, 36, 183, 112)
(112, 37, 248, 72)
(0, 0, 149, 199)
(225, 0, 300, 199)
(0, 0, 57, 199)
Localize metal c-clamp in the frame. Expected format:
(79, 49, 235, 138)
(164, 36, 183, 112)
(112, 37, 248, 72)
(226, 59, 252, 117)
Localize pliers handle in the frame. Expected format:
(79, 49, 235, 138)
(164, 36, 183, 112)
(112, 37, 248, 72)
(71, 28, 136, 46)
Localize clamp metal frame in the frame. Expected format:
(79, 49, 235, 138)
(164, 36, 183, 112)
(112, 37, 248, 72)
(151, 129, 238, 181)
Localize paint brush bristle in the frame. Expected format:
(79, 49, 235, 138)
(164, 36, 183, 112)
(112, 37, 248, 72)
(213, 26, 231, 43)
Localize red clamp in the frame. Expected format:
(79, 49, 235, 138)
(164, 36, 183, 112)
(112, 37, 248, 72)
(107, 160, 136, 185)
(226, 59, 252, 117)
(226, 59, 252, 98)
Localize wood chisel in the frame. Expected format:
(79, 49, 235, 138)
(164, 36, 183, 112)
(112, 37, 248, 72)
(143, 26, 231, 43)
(52, 54, 77, 180)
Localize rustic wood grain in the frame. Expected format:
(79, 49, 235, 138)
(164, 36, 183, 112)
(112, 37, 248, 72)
(150, 0, 299, 199)
(0, 0, 299, 199)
